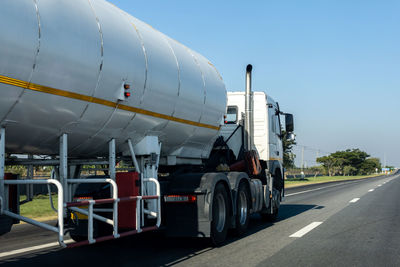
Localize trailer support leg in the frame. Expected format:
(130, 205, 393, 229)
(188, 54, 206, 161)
(60, 133, 68, 210)
(27, 155, 34, 201)
(127, 139, 140, 173)
(109, 139, 116, 181)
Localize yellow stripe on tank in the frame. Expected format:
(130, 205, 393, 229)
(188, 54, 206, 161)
(0, 74, 220, 131)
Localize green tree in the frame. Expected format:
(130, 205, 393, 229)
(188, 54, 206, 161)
(316, 155, 339, 176)
(318, 149, 380, 176)
(282, 130, 296, 168)
(360, 158, 381, 175)
(331, 149, 369, 174)
(343, 165, 357, 176)
(5, 165, 26, 176)
(310, 165, 325, 177)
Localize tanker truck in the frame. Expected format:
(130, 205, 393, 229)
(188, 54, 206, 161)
(0, 0, 294, 247)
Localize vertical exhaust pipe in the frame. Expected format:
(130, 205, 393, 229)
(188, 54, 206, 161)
(245, 64, 253, 151)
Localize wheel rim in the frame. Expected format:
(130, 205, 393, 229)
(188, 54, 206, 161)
(215, 193, 226, 232)
(238, 190, 248, 225)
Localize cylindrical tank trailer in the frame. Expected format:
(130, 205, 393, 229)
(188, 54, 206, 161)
(0, 0, 294, 249)
(0, 0, 226, 159)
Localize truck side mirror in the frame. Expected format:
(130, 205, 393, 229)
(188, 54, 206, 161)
(285, 114, 294, 132)
(286, 132, 295, 141)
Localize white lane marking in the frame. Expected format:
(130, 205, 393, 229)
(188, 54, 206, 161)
(286, 181, 360, 196)
(368, 189, 374, 192)
(0, 240, 72, 259)
(349, 198, 360, 203)
(286, 176, 393, 197)
(378, 184, 382, 187)
(290, 222, 323, 238)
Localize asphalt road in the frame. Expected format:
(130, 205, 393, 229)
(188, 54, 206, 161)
(0, 173, 399, 266)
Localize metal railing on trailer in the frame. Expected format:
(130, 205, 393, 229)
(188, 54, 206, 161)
(66, 178, 160, 248)
(0, 129, 161, 248)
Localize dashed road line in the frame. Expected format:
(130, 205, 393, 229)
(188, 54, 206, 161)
(368, 189, 374, 192)
(378, 184, 382, 187)
(0, 240, 72, 259)
(349, 198, 360, 203)
(290, 222, 323, 238)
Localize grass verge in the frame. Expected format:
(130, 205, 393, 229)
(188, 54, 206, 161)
(285, 174, 382, 188)
(19, 194, 58, 222)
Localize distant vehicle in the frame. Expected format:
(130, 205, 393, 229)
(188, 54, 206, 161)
(0, 0, 294, 246)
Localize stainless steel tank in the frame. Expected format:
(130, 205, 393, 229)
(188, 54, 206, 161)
(0, 0, 226, 160)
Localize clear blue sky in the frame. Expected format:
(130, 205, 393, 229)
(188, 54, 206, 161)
(109, 0, 400, 167)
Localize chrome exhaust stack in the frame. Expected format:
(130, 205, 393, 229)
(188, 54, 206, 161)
(245, 64, 253, 151)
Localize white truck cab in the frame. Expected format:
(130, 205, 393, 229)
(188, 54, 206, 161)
(222, 91, 283, 164)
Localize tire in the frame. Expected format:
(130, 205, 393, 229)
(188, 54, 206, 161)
(261, 188, 280, 222)
(261, 206, 279, 222)
(69, 218, 89, 242)
(70, 234, 87, 242)
(210, 183, 230, 246)
(234, 182, 250, 236)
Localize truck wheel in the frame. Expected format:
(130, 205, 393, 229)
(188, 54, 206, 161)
(261, 206, 279, 222)
(261, 189, 280, 222)
(69, 219, 89, 242)
(234, 182, 250, 236)
(210, 183, 230, 246)
(70, 234, 87, 242)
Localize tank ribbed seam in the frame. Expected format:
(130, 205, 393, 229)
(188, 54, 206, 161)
(0, 0, 41, 124)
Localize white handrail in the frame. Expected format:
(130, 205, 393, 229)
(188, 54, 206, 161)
(2, 177, 160, 247)
(88, 200, 95, 244)
(66, 179, 118, 200)
(143, 178, 161, 227)
(69, 207, 114, 225)
(3, 179, 65, 247)
(136, 196, 142, 232)
(67, 178, 119, 238)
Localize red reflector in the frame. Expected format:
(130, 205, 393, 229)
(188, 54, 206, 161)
(164, 195, 197, 203)
(124, 92, 131, 97)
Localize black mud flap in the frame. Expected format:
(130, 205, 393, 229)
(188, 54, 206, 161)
(164, 194, 210, 238)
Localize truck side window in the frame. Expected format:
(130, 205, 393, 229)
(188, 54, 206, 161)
(275, 115, 281, 135)
(271, 114, 275, 133)
(226, 106, 238, 124)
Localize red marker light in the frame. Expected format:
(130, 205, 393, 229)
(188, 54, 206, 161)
(124, 92, 131, 97)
